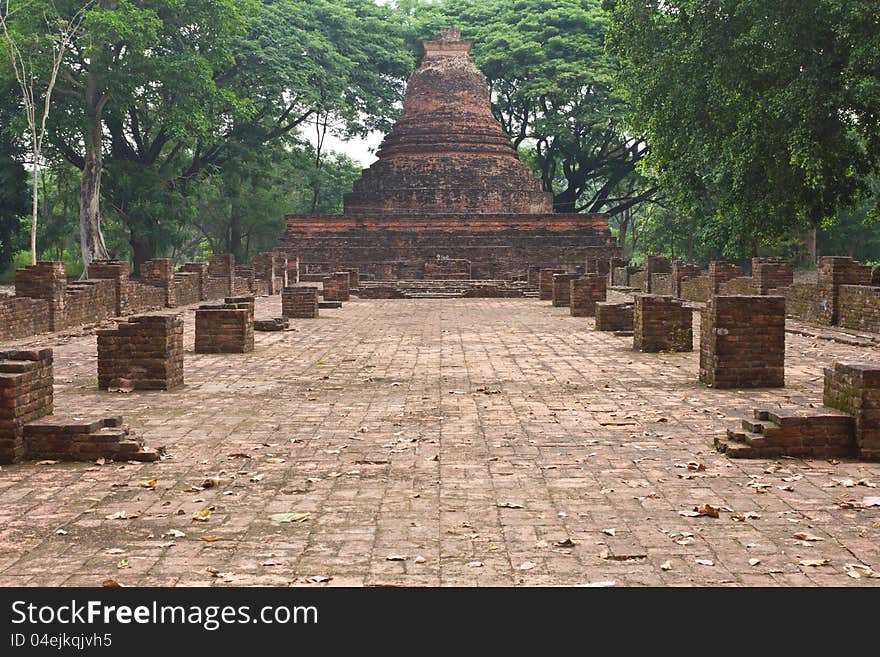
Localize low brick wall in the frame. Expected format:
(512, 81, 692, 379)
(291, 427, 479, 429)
(633, 295, 692, 352)
(282, 287, 319, 318)
(23, 416, 155, 462)
(708, 261, 743, 294)
(63, 279, 117, 326)
(0, 348, 54, 464)
(97, 314, 184, 390)
(824, 362, 880, 459)
(570, 274, 606, 317)
(552, 273, 580, 307)
(0, 296, 51, 340)
(680, 276, 710, 303)
(595, 301, 633, 331)
(204, 277, 230, 301)
(779, 282, 835, 325)
(629, 270, 647, 292)
(753, 258, 793, 294)
(650, 273, 673, 296)
(837, 285, 880, 333)
(699, 295, 785, 388)
(171, 272, 202, 307)
(120, 280, 166, 315)
(356, 286, 406, 299)
(718, 276, 755, 296)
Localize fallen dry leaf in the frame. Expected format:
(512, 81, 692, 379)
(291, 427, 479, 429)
(793, 532, 824, 542)
(748, 558, 761, 566)
(695, 559, 714, 566)
(192, 509, 212, 522)
(660, 561, 672, 571)
(385, 554, 407, 561)
(799, 558, 830, 567)
(139, 479, 157, 489)
(269, 512, 310, 523)
(497, 502, 524, 509)
(105, 511, 140, 520)
(519, 561, 537, 570)
(602, 528, 616, 536)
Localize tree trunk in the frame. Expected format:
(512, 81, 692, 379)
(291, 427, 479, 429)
(228, 198, 242, 261)
(30, 163, 38, 264)
(553, 187, 578, 213)
(80, 113, 109, 270)
(130, 233, 151, 274)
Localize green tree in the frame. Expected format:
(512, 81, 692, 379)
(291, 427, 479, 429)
(605, 0, 880, 249)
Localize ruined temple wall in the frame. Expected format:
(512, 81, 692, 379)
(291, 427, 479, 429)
(838, 285, 880, 333)
(0, 297, 51, 340)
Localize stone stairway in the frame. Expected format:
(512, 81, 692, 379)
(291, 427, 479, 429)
(715, 409, 855, 458)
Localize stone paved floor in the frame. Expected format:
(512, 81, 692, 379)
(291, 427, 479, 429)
(1, 296, 879, 587)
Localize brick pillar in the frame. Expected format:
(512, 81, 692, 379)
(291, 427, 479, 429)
(699, 295, 785, 388)
(752, 257, 793, 295)
(209, 254, 235, 296)
(644, 255, 671, 293)
(14, 261, 67, 330)
(139, 258, 176, 306)
(195, 302, 254, 353)
(633, 294, 693, 352)
(570, 274, 607, 317)
(341, 268, 360, 289)
(180, 263, 209, 300)
(552, 273, 580, 307)
(0, 349, 53, 464)
(97, 314, 184, 390)
(526, 266, 541, 287)
(708, 260, 744, 294)
(323, 272, 350, 302)
(282, 287, 319, 318)
(595, 301, 634, 331)
(87, 260, 129, 314)
(253, 252, 278, 295)
(817, 256, 874, 324)
(539, 269, 565, 301)
(671, 261, 703, 298)
(824, 362, 880, 459)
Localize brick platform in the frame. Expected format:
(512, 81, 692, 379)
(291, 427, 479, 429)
(633, 295, 692, 352)
(97, 315, 184, 390)
(595, 301, 633, 331)
(282, 287, 319, 318)
(570, 274, 606, 317)
(551, 273, 580, 307)
(23, 416, 157, 462)
(539, 269, 565, 301)
(195, 301, 254, 354)
(717, 409, 854, 458)
(824, 362, 880, 459)
(322, 273, 351, 302)
(699, 296, 785, 388)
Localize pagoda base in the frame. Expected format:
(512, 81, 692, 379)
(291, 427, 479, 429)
(277, 213, 620, 280)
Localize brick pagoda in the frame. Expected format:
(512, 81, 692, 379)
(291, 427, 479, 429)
(277, 28, 618, 280)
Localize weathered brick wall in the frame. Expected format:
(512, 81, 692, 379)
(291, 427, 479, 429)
(753, 257, 793, 294)
(644, 255, 671, 292)
(170, 272, 202, 307)
(424, 258, 471, 279)
(671, 261, 703, 297)
(679, 275, 711, 303)
(63, 279, 117, 327)
(120, 281, 166, 316)
(719, 276, 755, 296)
(779, 283, 835, 325)
(838, 285, 880, 333)
(650, 273, 673, 296)
(611, 266, 629, 287)
(204, 277, 229, 300)
(139, 258, 175, 305)
(209, 254, 235, 296)
(633, 295, 692, 352)
(708, 260, 743, 294)
(720, 409, 855, 459)
(699, 295, 785, 388)
(23, 416, 156, 463)
(0, 348, 53, 463)
(629, 270, 647, 292)
(341, 268, 360, 289)
(818, 256, 873, 287)
(253, 252, 279, 294)
(322, 272, 351, 302)
(539, 269, 565, 300)
(97, 314, 184, 390)
(87, 260, 129, 313)
(824, 362, 880, 458)
(0, 296, 51, 341)
(232, 276, 252, 296)
(179, 263, 209, 300)
(14, 262, 66, 330)
(282, 287, 319, 318)
(527, 266, 541, 286)
(552, 273, 580, 307)
(570, 274, 606, 317)
(195, 303, 254, 353)
(595, 301, 633, 331)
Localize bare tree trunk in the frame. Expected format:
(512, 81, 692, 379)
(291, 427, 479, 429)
(30, 164, 38, 262)
(80, 112, 109, 269)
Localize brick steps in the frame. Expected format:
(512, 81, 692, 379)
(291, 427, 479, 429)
(23, 416, 158, 462)
(715, 409, 854, 458)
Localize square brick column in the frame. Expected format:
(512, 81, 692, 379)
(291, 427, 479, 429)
(87, 260, 129, 314)
(752, 258, 793, 295)
(699, 295, 785, 388)
(595, 301, 633, 331)
(139, 258, 176, 306)
(253, 252, 278, 295)
(180, 263, 209, 300)
(644, 255, 671, 293)
(552, 273, 580, 307)
(527, 265, 542, 287)
(97, 314, 184, 390)
(824, 362, 880, 459)
(671, 261, 702, 298)
(282, 287, 319, 318)
(537, 268, 565, 301)
(322, 272, 350, 301)
(633, 294, 693, 352)
(195, 303, 254, 353)
(341, 268, 360, 289)
(14, 261, 67, 330)
(817, 256, 874, 324)
(0, 349, 54, 464)
(708, 260, 743, 294)
(209, 254, 235, 296)
(570, 274, 607, 317)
